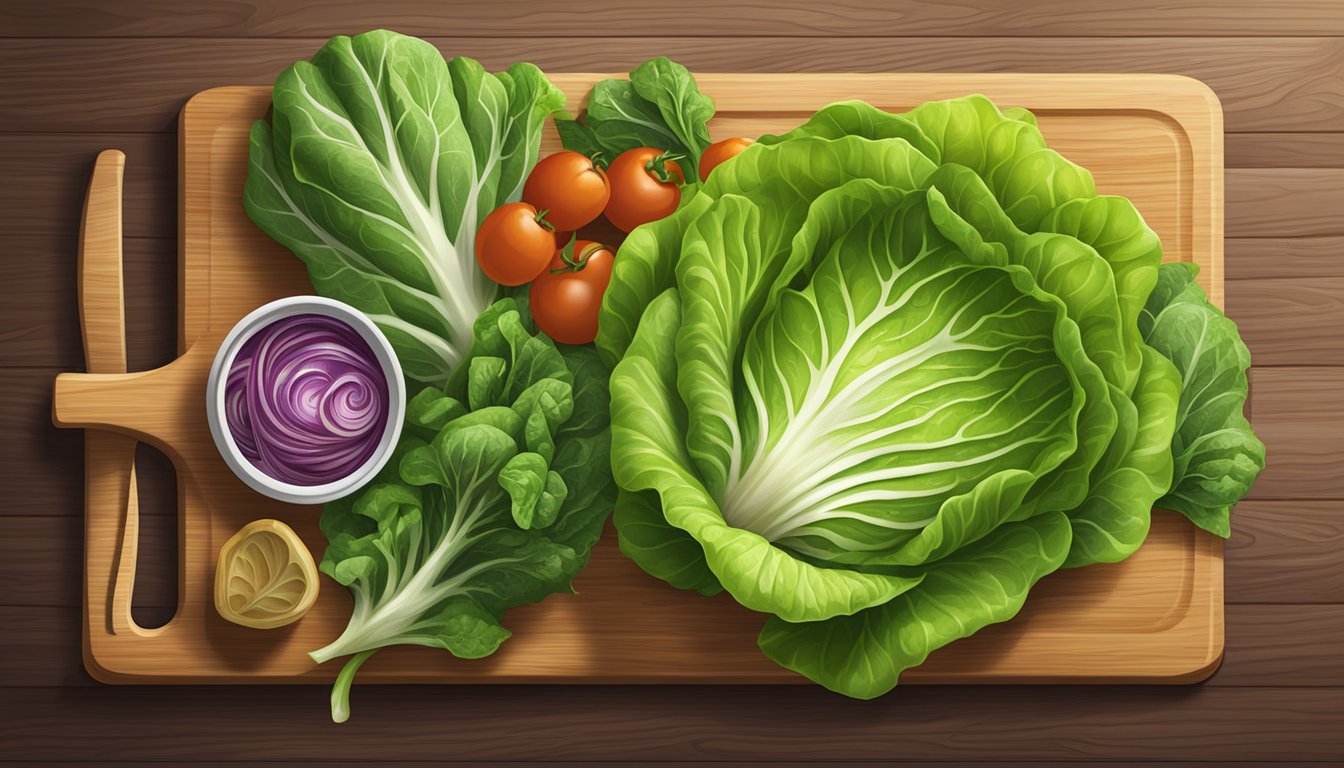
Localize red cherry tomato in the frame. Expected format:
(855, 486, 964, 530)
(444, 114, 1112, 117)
(699, 137, 753, 182)
(522, 151, 611, 231)
(529, 240, 615, 345)
(475, 202, 556, 286)
(604, 148, 683, 233)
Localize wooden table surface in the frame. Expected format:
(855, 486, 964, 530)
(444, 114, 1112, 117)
(1, 1, 1340, 763)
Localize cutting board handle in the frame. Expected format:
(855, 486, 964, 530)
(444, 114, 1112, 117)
(54, 349, 208, 448)
(55, 150, 183, 653)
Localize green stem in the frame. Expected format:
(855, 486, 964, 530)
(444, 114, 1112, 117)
(330, 649, 377, 724)
(645, 150, 685, 185)
(532, 207, 555, 232)
(550, 242, 607, 274)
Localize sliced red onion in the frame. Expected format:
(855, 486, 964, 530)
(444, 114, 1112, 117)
(225, 313, 389, 486)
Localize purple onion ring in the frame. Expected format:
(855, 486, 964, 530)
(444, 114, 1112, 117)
(224, 313, 389, 486)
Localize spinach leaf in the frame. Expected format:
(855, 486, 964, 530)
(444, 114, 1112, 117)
(557, 57, 714, 178)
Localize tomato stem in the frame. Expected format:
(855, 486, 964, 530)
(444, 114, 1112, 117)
(556, 236, 577, 269)
(583, 156, 611, 189)
(645, 150, 685, 185)
(533, 207, 555, 232)
(551, 242, 608, 274)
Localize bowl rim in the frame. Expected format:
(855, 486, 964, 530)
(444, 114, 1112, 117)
(205, 296, 406, 505)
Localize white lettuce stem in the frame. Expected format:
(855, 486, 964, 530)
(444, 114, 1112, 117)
(309, 495, 489, 665)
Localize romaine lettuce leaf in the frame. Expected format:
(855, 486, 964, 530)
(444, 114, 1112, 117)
(245, 30, 565, 384)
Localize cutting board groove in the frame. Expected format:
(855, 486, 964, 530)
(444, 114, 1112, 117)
(53, 73, 1223, 684)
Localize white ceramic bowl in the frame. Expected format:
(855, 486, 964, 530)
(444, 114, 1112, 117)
(206, 296, 405, 505)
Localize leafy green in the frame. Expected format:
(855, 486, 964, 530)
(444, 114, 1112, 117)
(612, 288, 930, 622)
(244, 30, 565, 384)
(758, 510, 1072, 699)
(309, 299, 613, 721)
(555, 56, 714, 178)
(603, 93, 1263, 698)
(761, 96, 1094, 230)
(244, 32, 624, 723)
(677, 189, 1092, 567)
(1061, 345, 1179, 567)
(614, 489, 721, 595)
(609, 167, 1109, 681)
(760, 97, 1165, 397)
(1139, 263, 1265, 536)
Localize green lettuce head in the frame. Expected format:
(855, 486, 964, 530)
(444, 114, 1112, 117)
(601, 95, 1261, 698)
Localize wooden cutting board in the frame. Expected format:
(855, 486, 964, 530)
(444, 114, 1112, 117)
(52, 73, 1224, 685)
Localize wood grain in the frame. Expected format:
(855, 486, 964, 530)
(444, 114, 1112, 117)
(6, 0, 1344, 37)
(0, 516, 84, 607)
(76, 148, 163, 646)
(22, 765, 1337, 768)
(0, 514, 175, 610)
(1, 686, 1341, 761)
(8, 600, 1338, 688)
(20, 765, 1335, 768)
(0, 369, 86, 514)
(0, 607, 87, 686)
(2, 136, 1339, 244)
(1, 37, 1340, 133)
(0, 133, 174, 241)
(4, 235, 176, 371)
(1226, 169, 1344, 237)
(1226, 277, 1344, 366)
(1225, 502, 1344, 603)
(49, 765, 1329, 768)
(78, 149, 128, 374)
(1211, 604, 1344, 686)
(1227, 133, 1344, 168)
(1225, 236, 1344, 280)
(0, 369, 183, 525)
(1246, 368, 1344, 499)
